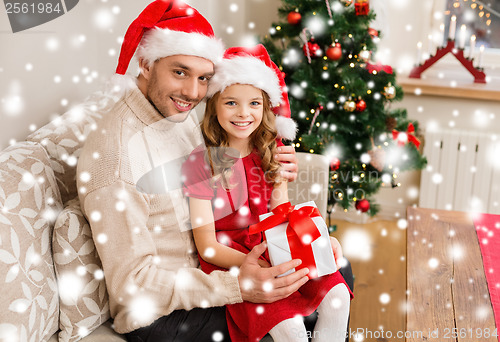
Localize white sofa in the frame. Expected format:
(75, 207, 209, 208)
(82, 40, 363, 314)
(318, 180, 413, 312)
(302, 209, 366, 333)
(0, 90, 329, 342)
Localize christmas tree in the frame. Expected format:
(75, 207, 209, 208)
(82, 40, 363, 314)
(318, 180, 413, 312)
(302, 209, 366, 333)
(262, 0, 427, 216)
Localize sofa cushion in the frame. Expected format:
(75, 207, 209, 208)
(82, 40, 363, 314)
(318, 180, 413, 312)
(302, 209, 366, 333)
(47, 321, 126, 342)
(0, 142, 63, 342)
(53, 198, 110, 342)
(27, 91, 118, 204)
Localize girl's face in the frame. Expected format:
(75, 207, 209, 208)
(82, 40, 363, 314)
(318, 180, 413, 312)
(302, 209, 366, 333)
(216, 84, 264, 150)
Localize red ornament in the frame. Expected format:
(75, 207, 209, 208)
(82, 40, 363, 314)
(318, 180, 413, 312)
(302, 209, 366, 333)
(330, 158, 340, 171)
(355, 0, 369, 16)
(287, 10, 302, 25)
(302, 38, 322, 59)
(355, 199, 370, 212)
(366, 62, 393, 75)
(355, 99, 367, 112)
(326, 43, 342, 61)
(368, 27, 379, 38)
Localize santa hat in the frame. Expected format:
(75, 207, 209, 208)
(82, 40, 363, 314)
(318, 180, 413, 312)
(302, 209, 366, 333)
(111, 0, 224, 92)
(207, 44, 297, 140)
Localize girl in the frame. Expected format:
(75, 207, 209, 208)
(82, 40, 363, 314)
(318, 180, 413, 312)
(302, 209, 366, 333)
(182, 45, 352, 342)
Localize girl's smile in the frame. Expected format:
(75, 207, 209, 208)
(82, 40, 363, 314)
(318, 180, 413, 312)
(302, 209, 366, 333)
(230, 121, 253, 128)
(216, 84, 264, 154)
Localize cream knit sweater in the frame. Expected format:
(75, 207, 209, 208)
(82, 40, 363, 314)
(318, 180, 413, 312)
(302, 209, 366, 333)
(77, 86, 242, 334)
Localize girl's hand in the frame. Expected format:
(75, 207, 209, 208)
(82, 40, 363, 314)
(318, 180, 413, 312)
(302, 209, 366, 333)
(275, 145, 298, 182)
(330, 236, 344, 270)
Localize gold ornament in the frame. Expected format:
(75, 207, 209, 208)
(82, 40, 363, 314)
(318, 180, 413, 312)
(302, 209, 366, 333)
(383, 82, 396, 99)
(341, 0, 353, 6)
(343, 99, 356, 112)
(359, 47, 371, 63)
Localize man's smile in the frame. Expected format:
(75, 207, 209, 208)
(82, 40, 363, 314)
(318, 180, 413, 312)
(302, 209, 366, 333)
(171, 97, 193, 111)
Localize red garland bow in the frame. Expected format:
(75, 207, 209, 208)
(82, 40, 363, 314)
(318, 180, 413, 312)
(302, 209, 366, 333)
(392, 123, 421, 149)
(249, 202, 322, 278)
(366, 62, 393, 75)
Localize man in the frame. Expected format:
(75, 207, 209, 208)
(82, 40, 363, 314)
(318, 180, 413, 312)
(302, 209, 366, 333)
(77, 1, 308, 341)
(77, 1, 352, 341)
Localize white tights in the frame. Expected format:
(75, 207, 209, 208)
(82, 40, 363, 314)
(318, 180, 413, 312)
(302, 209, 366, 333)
(268, 284, 350, 342)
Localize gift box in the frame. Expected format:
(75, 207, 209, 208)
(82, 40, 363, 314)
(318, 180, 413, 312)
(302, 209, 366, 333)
(250, 201, 337, 279)
(355, 0, 369, 16)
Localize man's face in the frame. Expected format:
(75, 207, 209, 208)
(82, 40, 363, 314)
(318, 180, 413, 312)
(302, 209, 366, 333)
(145, 55, 214, 120)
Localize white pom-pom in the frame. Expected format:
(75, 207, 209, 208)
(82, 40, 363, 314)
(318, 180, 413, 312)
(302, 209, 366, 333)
(275, 116, 297, 140)
(105, 74, 137, 98)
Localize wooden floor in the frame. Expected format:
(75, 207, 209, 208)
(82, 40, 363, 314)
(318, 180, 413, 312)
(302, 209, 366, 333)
(334, 219, 406, 342)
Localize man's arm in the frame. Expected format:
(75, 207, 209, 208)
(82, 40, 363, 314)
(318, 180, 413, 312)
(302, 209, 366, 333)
(80, 181, 242, 332)
(82, 182, 305, 314)
(275, 145, 298, 182)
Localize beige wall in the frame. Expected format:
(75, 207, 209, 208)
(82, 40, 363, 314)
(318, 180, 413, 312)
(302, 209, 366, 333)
(206, 0, 281, 48)
(0, 0, 152, 150)
(0, 0, 282, 150)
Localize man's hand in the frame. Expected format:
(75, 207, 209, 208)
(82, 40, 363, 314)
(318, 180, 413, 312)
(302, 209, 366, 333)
(275, 145, 298, 182)
(238, 242, 309, 303)
(330, 236, 344, 270)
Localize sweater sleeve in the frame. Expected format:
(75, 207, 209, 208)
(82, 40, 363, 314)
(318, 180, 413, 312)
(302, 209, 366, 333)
(81, 180, 242, 333)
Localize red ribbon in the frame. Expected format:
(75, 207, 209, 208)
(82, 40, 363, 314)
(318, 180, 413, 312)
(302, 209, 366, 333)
(249, 202, 322, 279)
(392, 123, 421, 149)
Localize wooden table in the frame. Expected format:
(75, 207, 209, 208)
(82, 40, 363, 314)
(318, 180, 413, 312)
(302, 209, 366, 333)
(406, 207, 498, 341)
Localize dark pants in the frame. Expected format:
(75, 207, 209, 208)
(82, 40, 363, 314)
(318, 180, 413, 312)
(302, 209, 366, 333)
(339, 258, 354, 293)
(126, 260, 354, 342)
(125, 306, 229, 342)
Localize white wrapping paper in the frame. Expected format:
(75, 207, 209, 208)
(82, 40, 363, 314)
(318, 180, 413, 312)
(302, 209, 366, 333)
(259, 201, 337, 278)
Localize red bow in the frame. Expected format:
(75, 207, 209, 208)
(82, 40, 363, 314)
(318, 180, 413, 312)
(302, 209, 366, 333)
(366, 62, 393, 74)
(250, 202, 322, 279)
(392, 123, 420, 149)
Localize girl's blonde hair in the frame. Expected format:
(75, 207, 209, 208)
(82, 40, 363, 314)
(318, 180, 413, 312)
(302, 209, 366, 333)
(201, 89, 282, 189)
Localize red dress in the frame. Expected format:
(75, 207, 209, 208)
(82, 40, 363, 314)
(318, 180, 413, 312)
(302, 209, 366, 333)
(182, 144, 352, 342)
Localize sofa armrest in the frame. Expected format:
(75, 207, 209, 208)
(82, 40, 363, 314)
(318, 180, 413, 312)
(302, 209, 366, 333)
(287, 152, 329, 218)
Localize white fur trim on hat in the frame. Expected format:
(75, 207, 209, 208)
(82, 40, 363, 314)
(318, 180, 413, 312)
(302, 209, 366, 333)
(275, 115, 297, 140)
(206, 56, 282, 107)
(137, 28, 225, 66)
(106, 74, 138, 98)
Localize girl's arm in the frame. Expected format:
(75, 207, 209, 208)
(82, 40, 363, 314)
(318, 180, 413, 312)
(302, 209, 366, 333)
(189, 197, 264, 269)
(270, 179, 289, 210)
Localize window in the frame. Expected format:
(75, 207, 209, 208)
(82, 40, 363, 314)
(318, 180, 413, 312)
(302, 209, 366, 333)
(444, 0, 500, 49)
(427, 0, 500, 70)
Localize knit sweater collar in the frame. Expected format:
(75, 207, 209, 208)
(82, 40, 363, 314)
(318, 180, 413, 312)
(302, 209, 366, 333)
(125, 86, 193, 131)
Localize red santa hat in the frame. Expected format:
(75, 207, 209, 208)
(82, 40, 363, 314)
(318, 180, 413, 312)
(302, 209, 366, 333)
(207, 44, 297, 140)
(111, 0, 224, 90)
